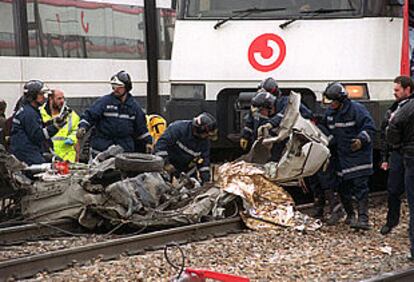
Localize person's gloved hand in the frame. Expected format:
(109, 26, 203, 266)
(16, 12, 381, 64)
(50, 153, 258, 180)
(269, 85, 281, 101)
(145, 143, 153, 154)
(164, 163, 176, 174)
(240, 138, 249, 150)
(351, 138, 362, 152)
(64, 138, 74, 146)
(53, 116, 67, 129)
(257, 123, 273, 138)
(76, 127, 87, 139)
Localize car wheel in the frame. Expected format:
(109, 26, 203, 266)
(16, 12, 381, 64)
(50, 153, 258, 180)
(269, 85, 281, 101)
(115, 153, 164, 173)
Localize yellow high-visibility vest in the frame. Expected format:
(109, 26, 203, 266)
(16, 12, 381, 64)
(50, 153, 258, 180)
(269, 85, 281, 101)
(40, 106, 80, 162)
(146, 114, 167, 142)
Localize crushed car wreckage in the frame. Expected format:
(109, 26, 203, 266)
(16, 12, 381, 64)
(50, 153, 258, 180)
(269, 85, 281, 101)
(0, 93, 329, 232)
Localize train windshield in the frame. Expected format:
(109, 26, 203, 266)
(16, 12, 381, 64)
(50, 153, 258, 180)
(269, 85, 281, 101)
(184, 0, 363, 19)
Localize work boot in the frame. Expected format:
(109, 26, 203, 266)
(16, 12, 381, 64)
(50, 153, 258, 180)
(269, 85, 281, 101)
(380, 224, 394, 235)
(325, 190, 344, 225)
(345, 213, 356, 225)
(341, 200, 356, 225)
(309, 195, 325, 219)
(351, 196, 371, 230)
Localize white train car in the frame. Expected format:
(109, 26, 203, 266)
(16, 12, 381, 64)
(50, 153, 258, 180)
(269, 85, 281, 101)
(0, 0, 176, 116)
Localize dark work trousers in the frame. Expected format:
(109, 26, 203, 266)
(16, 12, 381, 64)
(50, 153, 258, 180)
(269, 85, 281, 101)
(403, 156, 414, 256)
(385, 150, 405, 227)
(338, 176, 369, 215)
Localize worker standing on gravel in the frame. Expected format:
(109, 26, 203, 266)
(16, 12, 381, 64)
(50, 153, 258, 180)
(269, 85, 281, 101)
(322, 82, 376, 230)
(76, 70, 152, 156)
(40, 89, 80, 162)
(10, 80, 66, 165)
(386, 77, 414, 260)
(379, 76, 413, 235)
(154, 112, 217, 184)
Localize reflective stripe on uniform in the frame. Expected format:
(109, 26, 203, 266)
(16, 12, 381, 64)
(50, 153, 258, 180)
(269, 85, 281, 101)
(79, 119, 90, 126)
(137, 132, 150, 140)
(334, 121, 356, 128)
(43, 128, 50, 139)
(103, 112, 135, 120)
(337, 163, 373, 176)
(176, 141, 201, 157)
(12, 118, 21, 125)
(52, 136, 66, 141)
(361, 130, 371, 143)
(199, 166, 210, 172)
(243, 126, 253, 133)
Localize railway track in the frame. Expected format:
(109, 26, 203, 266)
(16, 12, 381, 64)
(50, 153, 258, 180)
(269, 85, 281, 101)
(0, 217, 245, 280)
(0, 191, 393, 280)
(0, 219, 80, 245)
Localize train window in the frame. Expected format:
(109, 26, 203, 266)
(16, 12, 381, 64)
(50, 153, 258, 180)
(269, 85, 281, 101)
(26, 0, 146, 59)
(0, 0, 16, 56)
(157, 7, 176, 60)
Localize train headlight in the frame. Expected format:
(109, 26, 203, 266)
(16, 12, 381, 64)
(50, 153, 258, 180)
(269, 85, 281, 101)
(343, 83, 369, 100)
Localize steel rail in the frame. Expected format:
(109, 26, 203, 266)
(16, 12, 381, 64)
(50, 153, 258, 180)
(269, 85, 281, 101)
(0, 217, 244, 280)
(0, 219, 79, 245)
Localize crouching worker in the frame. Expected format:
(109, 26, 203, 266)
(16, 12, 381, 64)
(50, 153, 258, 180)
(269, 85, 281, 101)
(10, 80, 66, 165)
(40, 89, 80, 162)
(154, 112, 217, 184)
(323, 82, 376, 230)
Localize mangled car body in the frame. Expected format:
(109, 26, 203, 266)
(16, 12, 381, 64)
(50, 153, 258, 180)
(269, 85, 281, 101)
(0, 93, 329, 232)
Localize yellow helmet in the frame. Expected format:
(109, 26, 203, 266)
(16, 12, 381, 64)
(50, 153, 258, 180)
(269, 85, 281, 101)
(146, 114, 167, 142)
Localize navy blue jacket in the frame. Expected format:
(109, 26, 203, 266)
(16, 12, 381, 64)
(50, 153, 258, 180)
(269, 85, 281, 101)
(79, 93, 151, 153)
(324, 99, 376, 180)
(154, 120, 211, 183)
(242, 95, 313, 142)
(10, 103, 58, 165)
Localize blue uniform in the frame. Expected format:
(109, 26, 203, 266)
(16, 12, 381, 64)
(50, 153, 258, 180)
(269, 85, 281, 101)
(325, 99, 376, 181)
(241, 95, 313, 161)
(79, 93, 151, 154)
(325, 99, 376, 221)
(154, 120, 211, 183)
(10, 103, 58, 165)
(242, 95, 313, 142)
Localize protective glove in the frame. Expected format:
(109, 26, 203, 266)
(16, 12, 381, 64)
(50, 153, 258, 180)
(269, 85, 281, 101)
(257, 123, 273, 138)
(64, 138, 74, 146)
(164, 163, 176, 174)
(76, 127, 87, 139)
(145, 143, 153, 154)
(351, 138, 362, 152)
(53, 116, 67, 129)
(240, 138, 249, 150)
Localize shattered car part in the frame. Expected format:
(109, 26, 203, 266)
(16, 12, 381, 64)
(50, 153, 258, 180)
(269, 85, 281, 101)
(217, 161, 322, 231)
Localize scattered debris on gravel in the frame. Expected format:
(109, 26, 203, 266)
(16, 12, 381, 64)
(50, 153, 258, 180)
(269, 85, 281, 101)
(22, 200, 414, 281)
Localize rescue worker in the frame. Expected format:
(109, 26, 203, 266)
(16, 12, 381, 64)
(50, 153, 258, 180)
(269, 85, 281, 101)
(379, 76, 413, 235)
(240, 77, 312, 151)
(146, 114, 167, 143)
(10, 80, 66, 165)
(386, 78, 414, 260)
(154, 112, 217, 184)
(240, 78, 279, 151)
(0, 99, 6, 146)
(40, 89, 80, 162)
(76, 70, 152, 155)
(323, 82, 376, 230)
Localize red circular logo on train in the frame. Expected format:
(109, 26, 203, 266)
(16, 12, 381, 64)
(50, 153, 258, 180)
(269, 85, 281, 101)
(248, 33, 286, 72)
